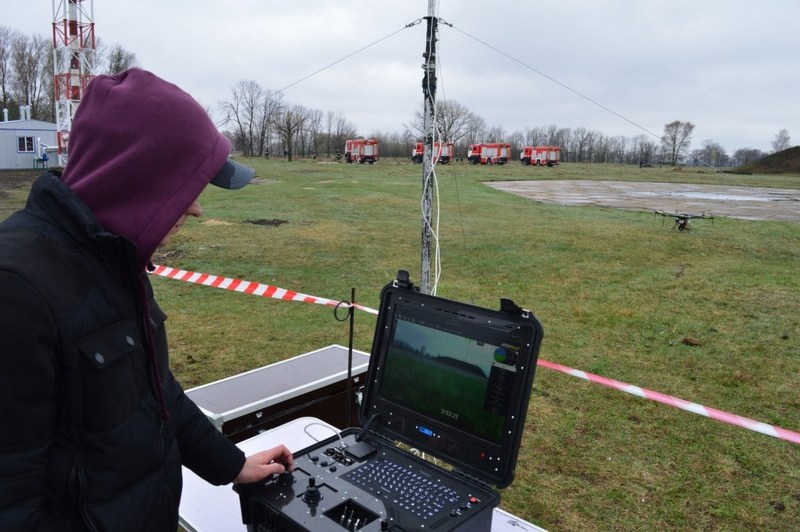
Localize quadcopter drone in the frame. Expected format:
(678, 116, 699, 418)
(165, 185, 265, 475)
(654, 210, 714, 232)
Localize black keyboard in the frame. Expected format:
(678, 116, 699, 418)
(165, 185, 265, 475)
(342, 456, 461, 520)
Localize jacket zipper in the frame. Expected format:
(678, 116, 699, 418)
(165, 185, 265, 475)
(71, 467, 100, 532)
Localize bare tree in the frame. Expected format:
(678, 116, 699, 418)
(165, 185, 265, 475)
(405, 99, 486, 146)
(608, 136, 628, 164)
(10, 33, 50, 120)
(329, 112, 358, 158)
(547, 126, 572, 160)
(370, 130, 408, 158)
(522, 126, 545, 147)
(105, 44, 139, 74)
(221, 80, 261, 156)
(508, 130, 525, 158)
(323, 111, 336, 157)
(731, 147, 766, 166)
(274, 103, 309, 161)
(459, 113, 486, 151)
(693, 140, 729, 167)
(541, 125, 559, 146)
(304, 107, 324, 158)
(255, 87, 282, 157)
(484, 124, 506, 143)
(0, 26, 18, 113)
(590, 134, 611, 163)
(570, 127, 596, 163)
(771, 129, 791, 153)
(220, 80, 282, 157)
(586, 131, 602, 162)
(39, 38, 55, 123)
(630, 134, 658, 165)
(661, 120, 695, 165)
(435, 100, 482, 144)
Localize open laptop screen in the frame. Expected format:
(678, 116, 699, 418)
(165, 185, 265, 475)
(363, 283, 543, 488)
(382, 305, 525, 444)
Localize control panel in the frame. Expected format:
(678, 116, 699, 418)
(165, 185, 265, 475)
(235, 431, 497, 531)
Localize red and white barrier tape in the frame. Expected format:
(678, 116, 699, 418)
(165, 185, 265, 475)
(149, 264, 378, 315)
(538, 359, 800, 445)
(149, 264, 800, 446)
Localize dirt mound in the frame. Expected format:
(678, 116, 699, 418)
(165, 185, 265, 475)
(737, 146, 800, 175)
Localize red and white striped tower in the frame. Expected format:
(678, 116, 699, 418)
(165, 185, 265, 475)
(52, 0, 96, 167)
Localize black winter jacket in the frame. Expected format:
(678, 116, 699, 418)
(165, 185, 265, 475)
(0, 174, 246, 531)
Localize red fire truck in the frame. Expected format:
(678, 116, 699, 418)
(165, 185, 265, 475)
(520, 145, 560, 167)
(344, 138, 379, 164)
(410, 141, 455, 164)
(467, 142, 511, 165)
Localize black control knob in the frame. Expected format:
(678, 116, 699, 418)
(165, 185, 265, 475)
(277, 469, 295, 486)
(302, 477, 322, 505)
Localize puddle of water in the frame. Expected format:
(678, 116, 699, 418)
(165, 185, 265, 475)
(666, 192, 771, 202)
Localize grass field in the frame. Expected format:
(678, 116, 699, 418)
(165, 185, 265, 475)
(2, 159, 799, 530)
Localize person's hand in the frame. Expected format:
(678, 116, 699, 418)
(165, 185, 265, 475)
(233, 444, 294, 484)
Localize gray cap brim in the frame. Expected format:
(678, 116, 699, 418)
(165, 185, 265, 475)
(210, 158, 255, 190)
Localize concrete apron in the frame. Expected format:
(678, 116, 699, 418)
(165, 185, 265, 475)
(486, 180, 800, 222)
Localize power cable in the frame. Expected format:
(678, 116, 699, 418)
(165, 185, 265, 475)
(422, 3, 442, 294)
(425, 16, 472, 271)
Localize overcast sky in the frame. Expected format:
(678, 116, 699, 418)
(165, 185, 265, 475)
(5, 0, 798, 154)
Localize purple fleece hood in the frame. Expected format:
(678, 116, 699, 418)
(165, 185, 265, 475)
(61, 68, 232, 270)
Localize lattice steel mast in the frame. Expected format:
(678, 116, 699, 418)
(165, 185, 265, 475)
(52, 0, 96, 167)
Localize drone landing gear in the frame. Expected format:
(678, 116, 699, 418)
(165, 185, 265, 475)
(673, 216, 691, 232)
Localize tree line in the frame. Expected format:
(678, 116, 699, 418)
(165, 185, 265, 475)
(221, 81, 791, 169)
(2, 25, 791, 167)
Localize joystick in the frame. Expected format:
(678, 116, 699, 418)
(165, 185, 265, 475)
(302, 477, 322, 505)
(277, 469, 295, 486)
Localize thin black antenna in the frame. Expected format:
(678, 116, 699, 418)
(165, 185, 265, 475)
(346, 287, 356, 427)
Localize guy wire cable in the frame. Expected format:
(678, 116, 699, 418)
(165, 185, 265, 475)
(213, 18, 423, 128)
(277, 21, 421, 95)
(447, 23, 659, 140)
(446, 21, 750, 187)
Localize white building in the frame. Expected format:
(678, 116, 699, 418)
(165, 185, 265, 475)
(0, 107, 58, 170)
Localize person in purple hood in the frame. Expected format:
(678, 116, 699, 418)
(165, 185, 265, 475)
(0, 68, 293, 531)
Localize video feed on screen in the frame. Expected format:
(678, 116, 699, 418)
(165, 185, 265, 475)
(378, 310, 522, 443)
